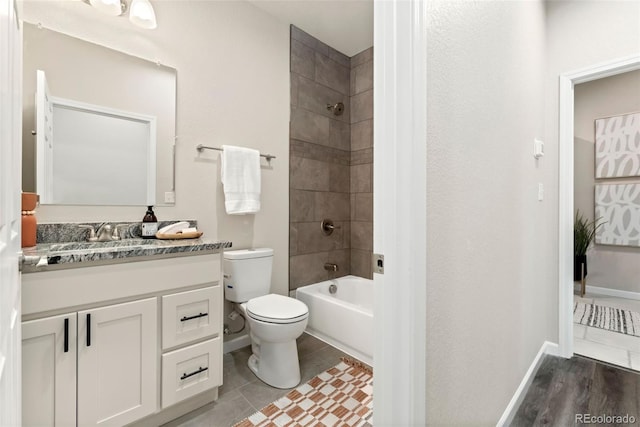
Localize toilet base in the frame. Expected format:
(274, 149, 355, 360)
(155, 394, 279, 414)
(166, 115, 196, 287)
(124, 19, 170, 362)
(247, 340, 302, 389)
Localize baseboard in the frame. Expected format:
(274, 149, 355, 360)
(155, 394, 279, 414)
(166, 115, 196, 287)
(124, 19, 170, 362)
(496, 341, 559, 427)
(579, 284, 640, 301)
(223, 334, 250, 354)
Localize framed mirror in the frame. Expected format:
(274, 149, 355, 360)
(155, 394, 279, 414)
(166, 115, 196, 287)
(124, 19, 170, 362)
(22, 23, 177, 206)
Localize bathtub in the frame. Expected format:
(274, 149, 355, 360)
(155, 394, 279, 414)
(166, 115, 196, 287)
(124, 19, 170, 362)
(296, 275, 373, 366)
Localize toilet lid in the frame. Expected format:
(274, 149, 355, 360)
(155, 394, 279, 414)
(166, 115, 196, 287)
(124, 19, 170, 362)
(246, 294, 308, 324)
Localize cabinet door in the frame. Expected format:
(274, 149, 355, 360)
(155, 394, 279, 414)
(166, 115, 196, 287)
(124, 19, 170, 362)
(78, 298, 158, 426)
(22, 313, 77, 427)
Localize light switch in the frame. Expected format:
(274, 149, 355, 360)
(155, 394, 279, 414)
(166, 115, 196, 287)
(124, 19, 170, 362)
(164, 191, 175, 203)
(538, 183, 544, 201)
(534, 138, 544, 159)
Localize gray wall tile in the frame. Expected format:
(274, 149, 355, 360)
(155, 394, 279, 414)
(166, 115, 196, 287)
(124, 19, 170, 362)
(291, 39, 315, 80)
(351, 163, 372, 193)
(351, 221, 373, 251)
(290, 252, 329, 289)
(290, 107, 329, 145)
(351, 119, 373, 151)
(329, 163, 350, 193)
(351, 148, 373, 165)
(342, 221, 351, 249)
(291, 156, 330, 191)
(351, 89, 373, 123)
(290, 224, 298, 256)
(315, 53, 349, 95)
(314, 192, 350, 221)
(351, 47, 373, 68)
(351, 249, 373, 279)
(353, 61, 373, 94)
(290, 189, 315, 222)
(290, 139, 349, 165)
(291, 73, 299, 106)
(291, 25, 329, 55)
(296, 221, 346, 254)
(329, 46, 350, 68)
(290, 251, 348, 289)
(354, 193, 373, 222)
(329, 119, 350, 151)
(314, 39, 330, 57)
(298, 76, 350, 123)
(327, 249, 350, 277)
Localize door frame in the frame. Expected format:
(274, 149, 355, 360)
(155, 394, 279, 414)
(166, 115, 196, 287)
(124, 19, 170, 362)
(373, 0, 427, 424)
(558, 54, 640, 358)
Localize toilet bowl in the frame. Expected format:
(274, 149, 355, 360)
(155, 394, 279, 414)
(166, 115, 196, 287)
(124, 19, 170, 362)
(237, 294, 308, 388)
(224, 248, 309, 389)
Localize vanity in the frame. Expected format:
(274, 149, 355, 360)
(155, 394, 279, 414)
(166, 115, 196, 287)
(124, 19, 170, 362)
(21, 226, 231, 426)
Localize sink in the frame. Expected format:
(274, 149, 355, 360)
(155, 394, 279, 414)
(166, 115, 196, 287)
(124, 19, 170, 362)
(48, 239, 156, 252)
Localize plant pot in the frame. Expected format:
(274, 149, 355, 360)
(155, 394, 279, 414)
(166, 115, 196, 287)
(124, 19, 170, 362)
(574, 255, 587, 281)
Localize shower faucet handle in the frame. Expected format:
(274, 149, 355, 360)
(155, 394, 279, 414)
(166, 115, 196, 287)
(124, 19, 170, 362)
(321, 219, 341, 236)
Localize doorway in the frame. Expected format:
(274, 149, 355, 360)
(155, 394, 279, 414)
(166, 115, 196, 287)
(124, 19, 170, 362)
(558, 54, 640, 360)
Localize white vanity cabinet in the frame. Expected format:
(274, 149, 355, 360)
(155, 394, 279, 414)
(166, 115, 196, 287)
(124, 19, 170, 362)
(23, 299, 157, 427)
(21, 253, 223, 427)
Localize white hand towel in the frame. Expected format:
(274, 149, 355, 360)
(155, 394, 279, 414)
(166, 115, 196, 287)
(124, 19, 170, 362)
(221, 145, 261, 214)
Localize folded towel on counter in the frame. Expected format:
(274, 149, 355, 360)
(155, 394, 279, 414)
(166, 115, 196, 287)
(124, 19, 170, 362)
(220, 144, 261, 214)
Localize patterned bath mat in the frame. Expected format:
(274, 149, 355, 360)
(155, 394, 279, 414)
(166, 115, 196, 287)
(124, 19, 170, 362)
(574, 301, 640, 337)
(234, 357, 373, 427)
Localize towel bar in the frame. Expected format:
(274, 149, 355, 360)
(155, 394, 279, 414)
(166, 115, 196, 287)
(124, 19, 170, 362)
(196, 144, 276, 162)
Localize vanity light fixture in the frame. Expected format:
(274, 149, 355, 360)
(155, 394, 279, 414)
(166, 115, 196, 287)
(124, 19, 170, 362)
(84, 0, 157, 30)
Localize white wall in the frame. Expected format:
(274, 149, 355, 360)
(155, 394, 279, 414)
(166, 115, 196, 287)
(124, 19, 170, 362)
(574, 70, 640, 292)
(425, 1, 548, 423)
(22, 1, 290, 295)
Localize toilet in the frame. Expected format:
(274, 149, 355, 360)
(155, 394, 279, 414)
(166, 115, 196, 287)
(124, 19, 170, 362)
(223, 248, 309, 389)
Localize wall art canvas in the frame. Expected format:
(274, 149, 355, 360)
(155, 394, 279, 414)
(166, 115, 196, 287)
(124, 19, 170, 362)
(595, 183, 640, 247)
(595, 112, 640, 178)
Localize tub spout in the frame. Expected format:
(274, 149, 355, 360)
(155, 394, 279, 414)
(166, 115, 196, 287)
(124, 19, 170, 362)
(324, 263, 338, 272)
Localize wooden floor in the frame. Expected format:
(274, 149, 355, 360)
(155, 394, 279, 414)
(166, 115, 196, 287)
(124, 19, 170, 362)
(513, 355, 640, 426)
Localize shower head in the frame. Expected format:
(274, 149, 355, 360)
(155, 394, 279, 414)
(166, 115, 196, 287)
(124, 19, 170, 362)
(326, 102, 345, 116)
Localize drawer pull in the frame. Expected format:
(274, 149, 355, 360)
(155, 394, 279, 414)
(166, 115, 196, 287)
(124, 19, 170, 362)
(180, 312, 208, 322)
(180, 366, 208, 380)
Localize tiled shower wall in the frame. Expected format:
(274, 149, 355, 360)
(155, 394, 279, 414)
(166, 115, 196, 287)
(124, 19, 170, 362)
(289, 26, 373, 291)
(349, 48, 373, 279)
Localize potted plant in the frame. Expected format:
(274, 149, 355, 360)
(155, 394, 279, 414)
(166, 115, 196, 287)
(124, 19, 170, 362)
(574, 210, 604, 281)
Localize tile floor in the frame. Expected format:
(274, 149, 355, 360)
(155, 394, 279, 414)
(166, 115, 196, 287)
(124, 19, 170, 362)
(162, 334, 351, 427)
(574, 293, 640, 371)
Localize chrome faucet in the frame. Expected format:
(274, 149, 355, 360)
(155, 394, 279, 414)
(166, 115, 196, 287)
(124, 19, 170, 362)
(324, 263, 338, 272)
(95, 224, 114, 242)
(78, 224, 98, 242)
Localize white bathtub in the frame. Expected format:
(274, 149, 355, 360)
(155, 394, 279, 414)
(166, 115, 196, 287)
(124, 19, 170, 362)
(296, 275, 373, 366)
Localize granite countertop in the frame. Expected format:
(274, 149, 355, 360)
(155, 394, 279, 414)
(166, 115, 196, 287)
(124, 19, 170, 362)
(21, 220, 232, 272)
(22, 238, 232, 272)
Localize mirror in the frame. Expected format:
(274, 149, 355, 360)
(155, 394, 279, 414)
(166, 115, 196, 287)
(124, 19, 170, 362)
(22, 23, 177, 206)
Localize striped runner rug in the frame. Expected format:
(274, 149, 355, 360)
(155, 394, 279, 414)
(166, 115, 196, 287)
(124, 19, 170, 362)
(234, 357, 373, 427)
(574, 302, 640, 337)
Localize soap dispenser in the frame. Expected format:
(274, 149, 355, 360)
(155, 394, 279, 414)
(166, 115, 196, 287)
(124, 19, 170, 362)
(141, 206, 158, 238)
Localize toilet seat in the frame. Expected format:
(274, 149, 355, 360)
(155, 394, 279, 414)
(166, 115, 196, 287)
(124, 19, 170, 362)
(246, 294, 309, 324)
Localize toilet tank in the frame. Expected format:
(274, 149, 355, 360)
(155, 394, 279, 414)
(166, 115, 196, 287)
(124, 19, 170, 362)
(223, 248, 274, 303)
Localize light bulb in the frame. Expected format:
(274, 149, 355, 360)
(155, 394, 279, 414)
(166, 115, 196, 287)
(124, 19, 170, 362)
(89, 0, 124, 16)
(129, 0, 157, 29)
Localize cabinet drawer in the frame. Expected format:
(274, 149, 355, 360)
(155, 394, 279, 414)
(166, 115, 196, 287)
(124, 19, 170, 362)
(162, 286, 220, 349)
(161, 337, 221, 408)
